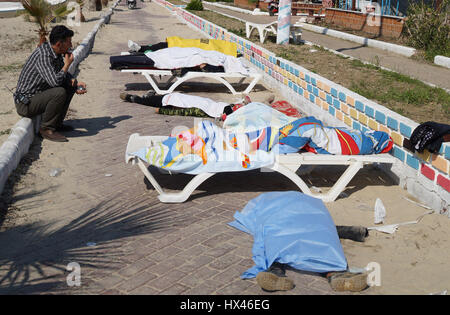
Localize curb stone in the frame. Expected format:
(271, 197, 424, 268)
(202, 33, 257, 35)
(293, 23, 416, 57)
(0, 0, 121, 195)
(434, 55, 450, 69)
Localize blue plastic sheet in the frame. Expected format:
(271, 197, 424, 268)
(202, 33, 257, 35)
(228, 191, 348, 278)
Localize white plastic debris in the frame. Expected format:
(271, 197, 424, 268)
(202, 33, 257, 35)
(369, 224, 399, 234)
(309, 49, 318, 53)
(49, 168, 63, 177)
(105, 173, 113, 177)
(252, 8, 262, 15)
(368, 210, 434, 234)
(311, 186, 322, 193)
(403, 197, 432, 210)
(429, 290, 447, 295)
(86, 242, 97, 247)
(374, 198, 386, 224)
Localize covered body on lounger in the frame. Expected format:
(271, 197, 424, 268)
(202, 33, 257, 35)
(110, 47, 249, 74)
(111, 47, 260, 95)
(125, 103, 396, 203)
(129, 110, 394, 174)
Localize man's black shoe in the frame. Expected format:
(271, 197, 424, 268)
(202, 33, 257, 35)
(336, 226, 369, 242)
(120, 92, 135, 102)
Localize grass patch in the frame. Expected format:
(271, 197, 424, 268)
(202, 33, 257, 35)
(227, 27, 246, 38)
(349, 59, 380, 71)
(167, 0, 186, 4)
(277, 46, 298, 61)
(0, 129, 11, 136)
(0, 63, 23, 73)
(351, 68, 450, 113)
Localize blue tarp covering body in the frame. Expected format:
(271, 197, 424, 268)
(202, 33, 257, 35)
(229, 191, 348, 278)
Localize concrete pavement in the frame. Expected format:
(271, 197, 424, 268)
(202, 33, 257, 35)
(0, 2, 348, 295)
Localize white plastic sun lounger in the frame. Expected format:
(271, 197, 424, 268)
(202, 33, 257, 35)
(245, 21, 303, 44)
(120, 68, 262, 95)
(125, 133, 396, 203)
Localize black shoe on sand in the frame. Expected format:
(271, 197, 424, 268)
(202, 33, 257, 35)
(336, 226, 369, 242)
(120, 92, 135, 103)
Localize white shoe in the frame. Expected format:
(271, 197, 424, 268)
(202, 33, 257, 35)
(128, 40, 141, 52)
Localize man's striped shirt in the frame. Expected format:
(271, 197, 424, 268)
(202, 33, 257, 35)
(14, 41, 71, 100)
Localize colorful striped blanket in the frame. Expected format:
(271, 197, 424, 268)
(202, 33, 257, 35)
(131, 114, 393, 175)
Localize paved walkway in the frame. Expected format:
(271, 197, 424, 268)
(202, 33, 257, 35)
(203, 3, 450, 91)
(0, 2, 351, 295)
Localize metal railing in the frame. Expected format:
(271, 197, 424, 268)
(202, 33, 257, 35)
(336, 0, 400, 16)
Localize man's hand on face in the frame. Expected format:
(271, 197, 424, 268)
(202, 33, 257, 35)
(64, 52, 74, 67)
(62, 52, 74, 73)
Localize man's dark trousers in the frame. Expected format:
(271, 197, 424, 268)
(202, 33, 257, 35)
(15, 86, 75, 131)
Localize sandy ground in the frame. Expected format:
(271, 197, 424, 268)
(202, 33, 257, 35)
(0, 2, 449, 295)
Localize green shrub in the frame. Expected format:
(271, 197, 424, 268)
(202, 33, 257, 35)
(403, 0, 450, 60)
(186, 0, 203, 10)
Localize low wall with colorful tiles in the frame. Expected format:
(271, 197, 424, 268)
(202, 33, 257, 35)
(155, 0, 450, 213)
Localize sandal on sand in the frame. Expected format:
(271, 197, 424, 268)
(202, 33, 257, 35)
(256, 272, 295, 292)
(327, 271, 368, 292)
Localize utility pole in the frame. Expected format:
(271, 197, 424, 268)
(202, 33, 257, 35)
(276, 0, 293, 45)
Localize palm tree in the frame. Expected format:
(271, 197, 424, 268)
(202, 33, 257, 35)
(88, 0, 102, 11)
(21, 0, 73, 45)
(75, 0, 86, 22)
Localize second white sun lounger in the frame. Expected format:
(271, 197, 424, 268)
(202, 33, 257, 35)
(245, 21, 303, 44)
(121, 69, 262, 95)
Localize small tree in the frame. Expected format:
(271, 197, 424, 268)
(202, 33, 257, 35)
(186, 0, 203, 11)
(75, 0, 86, 22)
(21, 0, 73, 45)
(403, 0, 450, 60)
(88, 0, 102, 11)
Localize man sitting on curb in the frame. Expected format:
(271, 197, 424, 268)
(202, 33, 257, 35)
(14, 25, 87, 142)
